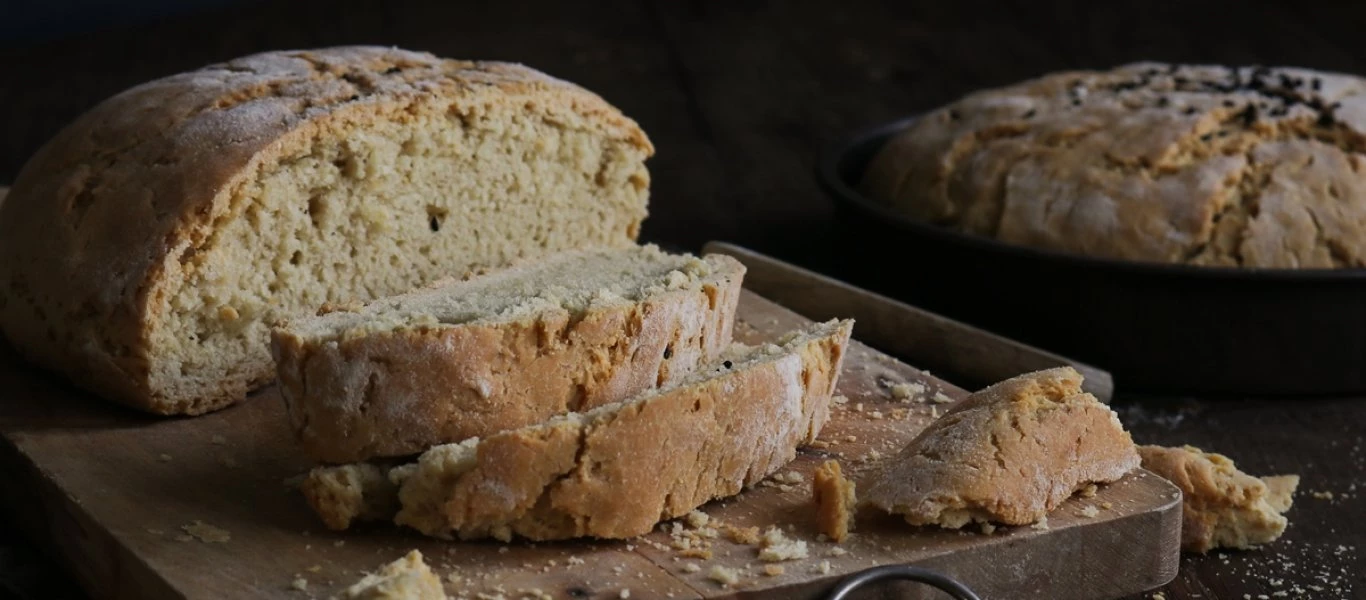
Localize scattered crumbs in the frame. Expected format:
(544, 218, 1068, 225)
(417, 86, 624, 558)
(931, 391, 955, 404)
(613, 566, 625, 574)
(757, 527, 809, 562)
(681, 563, 702, 574)
(158, 453, 173, 462)
(685, 510, 711, 528)
(334, 540, 346, 547)
(446, 572, 463, 585)
(1100, 501, 1114, 510)
(567, 556, 585, 566)
(290, 577, 308, 592)
(1311, 490, 1334, 500)
(211, 434, 227, 445)
(174, 534, 194, 542)
(146, 528, 164, 535)
(843, 435, 858, 443)
(832, 395, 849, 405)
(816, 533, 828, 543)
(763, 565, 785, 577)
(306, 565, 322, 573)
(1152, 592, 1166, 600)
(869, 411, 884, 419)
(979, 522, 997, 535)
(828, 547, 849, 557)
(814, 560, 832, 575)
(625, 544, 636, 552)
(1079, 505, 1100, 518)
(809, 440, 831, 449)
(853, 403, 864, 413)
(1030, 516, 1050, 531)
(1079, 483, 1099, 498)
(707, 565, 741, 587)
(181, 520, 231, 543)
(930, 406, 940, 419)
(889, 382, 925, 402)
(619, 589, 631, 599)
(724, 525, 762, 545)
(774, 471, 804, 485)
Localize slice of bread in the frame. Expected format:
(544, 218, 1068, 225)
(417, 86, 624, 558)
(1138, 444, 1298, 553)
(272, 245, 745, 463)
(862, 367, 1139, 528)
(0, 46, 653, 415)
(301, 319, 852, 540)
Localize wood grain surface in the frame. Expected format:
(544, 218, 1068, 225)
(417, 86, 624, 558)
(1, 1, 1364, 599)
(0, 292, 1179, 600)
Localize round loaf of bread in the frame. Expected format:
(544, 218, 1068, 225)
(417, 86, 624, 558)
(0, 46, 654, 415)
(861, 62, 1366, 269)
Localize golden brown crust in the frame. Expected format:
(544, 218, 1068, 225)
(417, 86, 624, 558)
(1138, 444, 1297, 553)
(389, 320, 852, 541)
(0, 47, 652, 415)
(862, 62, 1366, 268)
(862, 367, 1139, 528)
(273, 253, 744, 464)
(812, 459, 856, 542)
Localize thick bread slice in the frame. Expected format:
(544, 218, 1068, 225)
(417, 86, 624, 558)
(272, 246, 745, 463)
(1138, 444, 1298, 553)
(862, 367, 1139, 528)
(301, 319, 852, 540)
(0, 46, 653, 415)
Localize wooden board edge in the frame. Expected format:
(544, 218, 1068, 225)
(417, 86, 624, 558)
(0, 434, 185, 600)
(705, 470, 1183, 600)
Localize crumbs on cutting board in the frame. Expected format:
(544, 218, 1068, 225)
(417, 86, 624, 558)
(179, 520, 231, 543)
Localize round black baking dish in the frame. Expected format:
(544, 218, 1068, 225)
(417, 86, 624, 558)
(818, 116, 1366, 396)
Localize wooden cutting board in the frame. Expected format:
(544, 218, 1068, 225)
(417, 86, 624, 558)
(0, 290, 1181, 600)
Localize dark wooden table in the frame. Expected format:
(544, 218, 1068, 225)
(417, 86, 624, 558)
(1, 1, 1363, 598)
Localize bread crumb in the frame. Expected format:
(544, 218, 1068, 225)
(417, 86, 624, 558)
(498, 546, 509, 554)
(762, 565, 785, 577)
(1079, 505, 1101, 518)
(931, 391, 955, 404)
(775, 471, 805, 485)
(181, 521, 231, 543)
(685, 510, 710, 528)
(681, 563, 701, 574)
(979, 522, 997, 535)
(707, 565, 741, 587)
(307, 565, 322, 573)
(1311, 490, 1334, 500)
(344, 550, 444, 599)
(567, 556, 585, 566)
(723, 525, 762, 545)
(1030, 516, 1050, 530)
(843, 435, 858, 443)
(813, 460, 857, 543)
(1079, 483, 1099, 498)
(335, 540, 346, 547)
(827, 547, 849, 557)
(758, 527, 809, 562)
(814, 560, 832, 575)
(1100, 501, 1113, 510)
(890, 382, 925, 401)
(832, 395, 849, 405)
(211, 434, 227, 445)
(290, 577, 308, 592)
(619, 589, 631, 599)
(158, 453, 173, 462)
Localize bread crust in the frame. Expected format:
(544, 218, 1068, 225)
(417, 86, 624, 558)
(0, 46, 652, 415)
(862, 62, 1366, 268)
(273, 254, 745, 464)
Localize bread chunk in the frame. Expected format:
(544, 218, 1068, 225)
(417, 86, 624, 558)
(862, 367, 1138, 528)
(812, 459, 856, 542)
(1138, 444, 1298, 553)
(344, 550, 445, 600)
(272, 246, 744, 463)
(302, 320, 852, 541)
(300, 464, 399, 531)
(862, 62, 1366, 268)
(0, 46, 653, 415)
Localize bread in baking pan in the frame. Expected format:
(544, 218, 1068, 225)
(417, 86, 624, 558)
(0, 46, 653, 415)
(862, 367, 1139, 528)
(301, 319, 852, 541)
(862, 62, 1366, 268)
(272, 245, 745, 464)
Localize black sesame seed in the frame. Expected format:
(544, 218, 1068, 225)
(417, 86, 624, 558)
(723, 360, 733, 369)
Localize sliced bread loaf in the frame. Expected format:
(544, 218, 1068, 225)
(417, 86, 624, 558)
(0, 46, 653, 415)
(301, 319, 852, 540)
(272, 246, 745, 463)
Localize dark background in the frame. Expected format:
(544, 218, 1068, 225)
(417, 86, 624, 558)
(1, 1, 1363, 599)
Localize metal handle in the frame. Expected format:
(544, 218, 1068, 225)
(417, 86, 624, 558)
(825, 565, 983, 600)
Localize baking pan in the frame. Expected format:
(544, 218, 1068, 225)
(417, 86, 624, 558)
(817, 116, 1366, 396)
